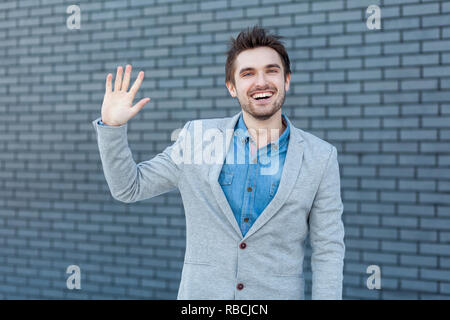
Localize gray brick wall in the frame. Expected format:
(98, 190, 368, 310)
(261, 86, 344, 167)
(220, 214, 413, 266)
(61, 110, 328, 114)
(0, 0, 449, 299)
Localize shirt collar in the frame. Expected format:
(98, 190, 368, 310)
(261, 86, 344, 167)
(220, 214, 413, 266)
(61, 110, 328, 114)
(233, 113, 290, 156)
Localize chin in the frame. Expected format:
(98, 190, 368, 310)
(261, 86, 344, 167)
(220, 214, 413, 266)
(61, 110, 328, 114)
(248, 109, 278, 120)
(250, 104, 280, 118)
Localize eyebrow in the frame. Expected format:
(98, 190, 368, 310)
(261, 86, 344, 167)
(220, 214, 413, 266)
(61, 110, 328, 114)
(238, 64, 281, 75)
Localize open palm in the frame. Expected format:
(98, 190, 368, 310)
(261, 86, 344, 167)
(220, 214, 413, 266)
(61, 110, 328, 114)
(101, 64, 150, 126)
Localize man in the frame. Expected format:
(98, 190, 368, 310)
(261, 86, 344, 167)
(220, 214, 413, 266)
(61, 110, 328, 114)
(92, 26, 345, 300)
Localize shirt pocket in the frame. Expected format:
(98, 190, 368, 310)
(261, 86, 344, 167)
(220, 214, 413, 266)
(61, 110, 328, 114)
(218, 171, 233, 186)
(270, 181, 280, 197)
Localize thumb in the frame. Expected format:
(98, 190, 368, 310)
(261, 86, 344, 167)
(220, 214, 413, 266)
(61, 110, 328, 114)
(130, 97, 150, 117)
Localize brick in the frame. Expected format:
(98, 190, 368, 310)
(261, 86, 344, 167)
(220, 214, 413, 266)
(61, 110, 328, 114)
(363, 80, 398, 92)
(381, 242, 417, 254)
(403, 3, 439, 16)
(363, 252, 397, 264)
(312, 47, 345, 59)
(365, 31, 400, 43)
(278, 3, 308, 14)
(347, 0, 381, 9)
(401, 80, 437, 91)
(295, 37, 326, 48)
(295, 13, 327, 25)
(424, 66, 450, 78)
(313, 71, 344, 82)
(327, 130, 360, 141)
(385, 42, 420, 54)
(380, 191, 416, 203)
(399, 204, 435, 217)
(312, 95, 344, 105)
(246, 6, 275, 17)
(329, 58, 362, 69)
(348, 69, 382, 80)
(400, 230, 437, 241)
(400, 129, 437, 140)
(420, 244, 450, 256)
(421, 142, 450, 153)
(438, 181, 450, 192)
(423, 40, 450, 52)
(401, 280, 437, 293)
(200, 0, 227, 11)
(330, 34, 362, 46)
(401, 254, 437, 268)
(365, 56, 399, 68)
(347, 94, 380, 105)
(363, 227, 397, 239)
(344, 20, 368, 32)
(421, 269, 450, 281)
(329, 10, 361, 22)
(384, 17, 420, 30)
(403, 28, 440, 41)
(383, 265, 419, 278)
(423, 14, 450, 27)
(345, 287, 380, 299)
(329, 82, 361, 93)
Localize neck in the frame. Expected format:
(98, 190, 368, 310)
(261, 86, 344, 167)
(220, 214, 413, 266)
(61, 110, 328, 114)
(242, 110, 286, 148)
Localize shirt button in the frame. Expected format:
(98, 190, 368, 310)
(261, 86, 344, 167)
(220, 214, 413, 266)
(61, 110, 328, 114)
(273, 144, 278, 150)
(252, 158, 257, 164)
(247, 187, 252, 192)
(244, 218, 249, 222)
(236, 283, 244, 290)
(240, 242, 247, 249)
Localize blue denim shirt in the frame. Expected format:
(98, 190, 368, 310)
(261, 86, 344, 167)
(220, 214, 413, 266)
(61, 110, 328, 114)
(219, 114, 290, 237)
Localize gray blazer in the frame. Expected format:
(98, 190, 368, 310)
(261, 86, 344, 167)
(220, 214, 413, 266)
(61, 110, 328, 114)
(92, 111, 345, 300)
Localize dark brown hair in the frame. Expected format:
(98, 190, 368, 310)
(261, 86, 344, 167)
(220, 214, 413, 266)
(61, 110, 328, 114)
(225, 25, 291, 86)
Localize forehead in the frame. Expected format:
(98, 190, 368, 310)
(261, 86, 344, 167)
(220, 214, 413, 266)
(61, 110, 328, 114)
(234, 47, 283, 71)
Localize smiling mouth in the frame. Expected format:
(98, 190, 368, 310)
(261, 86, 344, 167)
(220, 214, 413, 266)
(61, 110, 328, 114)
(250, 92, 275, 104)
(250, 91, 275, 102)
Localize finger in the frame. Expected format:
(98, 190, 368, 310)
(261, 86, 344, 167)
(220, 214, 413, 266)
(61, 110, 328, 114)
(121, 64, 132, 91)
(129, 71, 144, 98)
(130, 97, 150, 117)
(114, 66, 123, 91)
(105, 73, 112, 93)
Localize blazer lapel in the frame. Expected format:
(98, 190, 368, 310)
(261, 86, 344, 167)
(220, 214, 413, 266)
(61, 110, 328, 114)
(243, 116, 305, 240)
(208, 112, 244, 238)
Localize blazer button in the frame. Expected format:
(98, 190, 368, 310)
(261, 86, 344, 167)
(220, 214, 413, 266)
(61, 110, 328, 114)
(236, 283, 244, 290)
(240, 242, 247, 249)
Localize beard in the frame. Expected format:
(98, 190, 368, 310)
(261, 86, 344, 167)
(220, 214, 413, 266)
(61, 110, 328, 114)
(237, 87, 286, 121)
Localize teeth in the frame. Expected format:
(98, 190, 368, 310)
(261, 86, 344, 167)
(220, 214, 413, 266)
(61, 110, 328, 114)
(251, 92, 273, 99)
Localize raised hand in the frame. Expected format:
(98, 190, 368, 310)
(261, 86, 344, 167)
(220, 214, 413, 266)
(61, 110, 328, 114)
(101, 64, 150, 126)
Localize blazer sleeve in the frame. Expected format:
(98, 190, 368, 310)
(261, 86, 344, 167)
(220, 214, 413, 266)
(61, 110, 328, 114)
(92, 118, 191, 203)
(309, 145, 345, 300)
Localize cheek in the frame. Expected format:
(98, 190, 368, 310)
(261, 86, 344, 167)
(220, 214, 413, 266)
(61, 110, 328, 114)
(237, 85, 250, 97)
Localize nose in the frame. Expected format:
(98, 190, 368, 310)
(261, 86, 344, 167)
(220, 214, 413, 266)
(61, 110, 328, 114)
(255, 71, 268, 87)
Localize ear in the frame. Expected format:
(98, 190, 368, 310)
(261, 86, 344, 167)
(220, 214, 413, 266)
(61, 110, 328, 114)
(226, 81, 237, 98)
(284, 73, 291, 92)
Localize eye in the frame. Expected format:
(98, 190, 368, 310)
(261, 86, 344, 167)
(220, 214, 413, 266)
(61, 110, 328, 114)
(268, 69, 278, 73)
(242, 73, 252, 77)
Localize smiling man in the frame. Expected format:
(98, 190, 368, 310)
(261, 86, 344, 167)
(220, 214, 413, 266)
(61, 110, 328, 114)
(93, 25, 345, 300)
